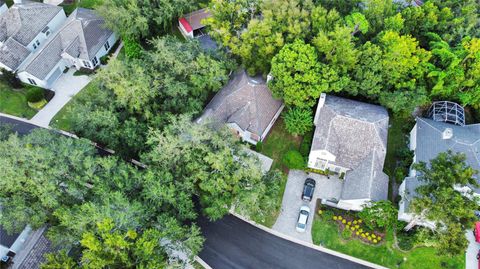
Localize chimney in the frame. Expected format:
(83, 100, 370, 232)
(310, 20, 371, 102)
(313, 93, 326, 126)
(442, 128, 453, 140)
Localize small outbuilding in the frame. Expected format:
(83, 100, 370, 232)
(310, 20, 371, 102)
(178, 8, 211, 38)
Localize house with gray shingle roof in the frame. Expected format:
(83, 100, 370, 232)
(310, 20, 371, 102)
(0, 1, 65, 72)
(196, 70, 284, 145)
(307, 93, 389, 211)
(0, 2, 117, 89)
(17, 8, 117, 89)
(398, 108, 480, 229)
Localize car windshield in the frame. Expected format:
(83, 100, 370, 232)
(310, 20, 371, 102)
(297, 223, 306, 229)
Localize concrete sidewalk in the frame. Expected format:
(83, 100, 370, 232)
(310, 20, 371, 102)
(466, 230, 479, 269)
(30, 69, 91, 127)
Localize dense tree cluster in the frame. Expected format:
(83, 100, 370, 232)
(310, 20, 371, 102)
(410, 151, 479, 255)
(207, 0, 479, 116)
(0, 121, 281, 267)
(66, 36, 233, 158)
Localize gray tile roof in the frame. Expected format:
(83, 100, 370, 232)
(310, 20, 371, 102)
(198, 70, 284, 137)
(342, 150, 389, 201)
(413, 117, 480, 191)
(0, 2, 62, 46)
(23, 8, 113, 79)
(16, 229, 57, 269)
(401, 176, 423, 214)
(311, 95, 389, 201)
(0, 37, 30, 70)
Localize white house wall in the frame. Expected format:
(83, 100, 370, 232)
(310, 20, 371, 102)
(92, 32, 118, 67)
(307, 150, 336, 169)
(0, 3, 7, 16)
(26, 10, 66, 52)
(18, 58, 67, 89)
(335, 198, 370, 211)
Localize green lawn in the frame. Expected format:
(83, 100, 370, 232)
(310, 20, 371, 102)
(259, 117, 303, 172)
(50, 81, 98, 131)
(0, 82, 37, 119)
(312, 216, 464, 269)
(60, 0, 104, 15)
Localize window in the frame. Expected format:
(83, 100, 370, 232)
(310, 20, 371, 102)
(104, 41, 110, 51)
(92, 57, 98, 66)
(33, 43, 37, 49)
(83, 61, 91, 68)
(36, 40, 40, 46)
(45, 30, 51, 36)
(28, 78, 37, 85)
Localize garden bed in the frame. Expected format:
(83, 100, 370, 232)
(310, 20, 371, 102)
(317, 203, 385, 245)
(312, 203, 464, 269)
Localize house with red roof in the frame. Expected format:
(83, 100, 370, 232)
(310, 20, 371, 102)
(178, 8, 211, 38)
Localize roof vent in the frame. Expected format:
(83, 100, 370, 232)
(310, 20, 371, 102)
(442, 128, 453, 140)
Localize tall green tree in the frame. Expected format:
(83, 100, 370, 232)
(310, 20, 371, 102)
(142, 115, 279, 221)
(359, 201, 398, 230)
(428, 36, 480, 107)
(96, 0, 191, 39)
(0, 130, 98, 232)
(269, 39, 323, 108)
(411, 151, 479, 255)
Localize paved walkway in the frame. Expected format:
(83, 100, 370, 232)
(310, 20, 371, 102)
(30, 69, 91, 127)
(466, 230, 479, 269)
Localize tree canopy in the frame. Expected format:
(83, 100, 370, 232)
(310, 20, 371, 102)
(411, 151, 479, 255)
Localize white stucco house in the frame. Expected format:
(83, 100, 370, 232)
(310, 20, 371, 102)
(307, 94, 390, 211)
(196, 70, 284, 145)
(0, 1, 117, 89)
(0, 0, 8, 15)
(398, 102, 480, 229)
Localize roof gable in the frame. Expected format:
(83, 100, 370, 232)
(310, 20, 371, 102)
(198, 70, 283, 136)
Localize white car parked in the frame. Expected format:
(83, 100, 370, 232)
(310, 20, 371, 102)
(296, 205, 310, 233)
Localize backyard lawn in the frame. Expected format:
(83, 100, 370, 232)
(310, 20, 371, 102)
(312, 215, 464, 269)
(0, 83, 37, 119)
(259, 117, 303, 172)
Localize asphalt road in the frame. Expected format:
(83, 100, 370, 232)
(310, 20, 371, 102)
(1, 115, 372, 269)
(198, 215, 371, 269)
(0, 116, 39, 134)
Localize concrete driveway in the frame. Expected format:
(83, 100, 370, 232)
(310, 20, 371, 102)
(466, 230, 480, 269)
(30, 69, 91, 128)
(273, 170, 343, 243)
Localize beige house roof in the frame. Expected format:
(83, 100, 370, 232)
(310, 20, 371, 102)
(197, 70, 283, 137)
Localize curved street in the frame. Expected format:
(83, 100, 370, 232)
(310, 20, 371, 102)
(198, 215, 371, 269)
(1, 115, 373, 269)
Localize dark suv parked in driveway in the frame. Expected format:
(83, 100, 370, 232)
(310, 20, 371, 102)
(302, 178, 316, 201)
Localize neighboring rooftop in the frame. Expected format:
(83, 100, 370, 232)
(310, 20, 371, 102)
(311, 95, 390, 201)
(23, 8, 113, 79)
(0, 1, 62, 70)
(413, 117, 480, 191)
(180, 8, 211, 33)
(197, 70, 283, 137)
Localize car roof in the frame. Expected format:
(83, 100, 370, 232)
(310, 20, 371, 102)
(298, 213, 308, 223)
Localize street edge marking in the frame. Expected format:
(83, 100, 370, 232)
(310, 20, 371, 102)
(194, 256, 213, 269)
(230, 212, 388, 269)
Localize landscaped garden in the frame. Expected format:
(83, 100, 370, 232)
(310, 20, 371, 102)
(312, 203, 464, 269)
(0, 82, 38, 119)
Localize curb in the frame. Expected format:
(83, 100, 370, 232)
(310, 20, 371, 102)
(194, 256, 213, 269)
(230, 212, 388, 269)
